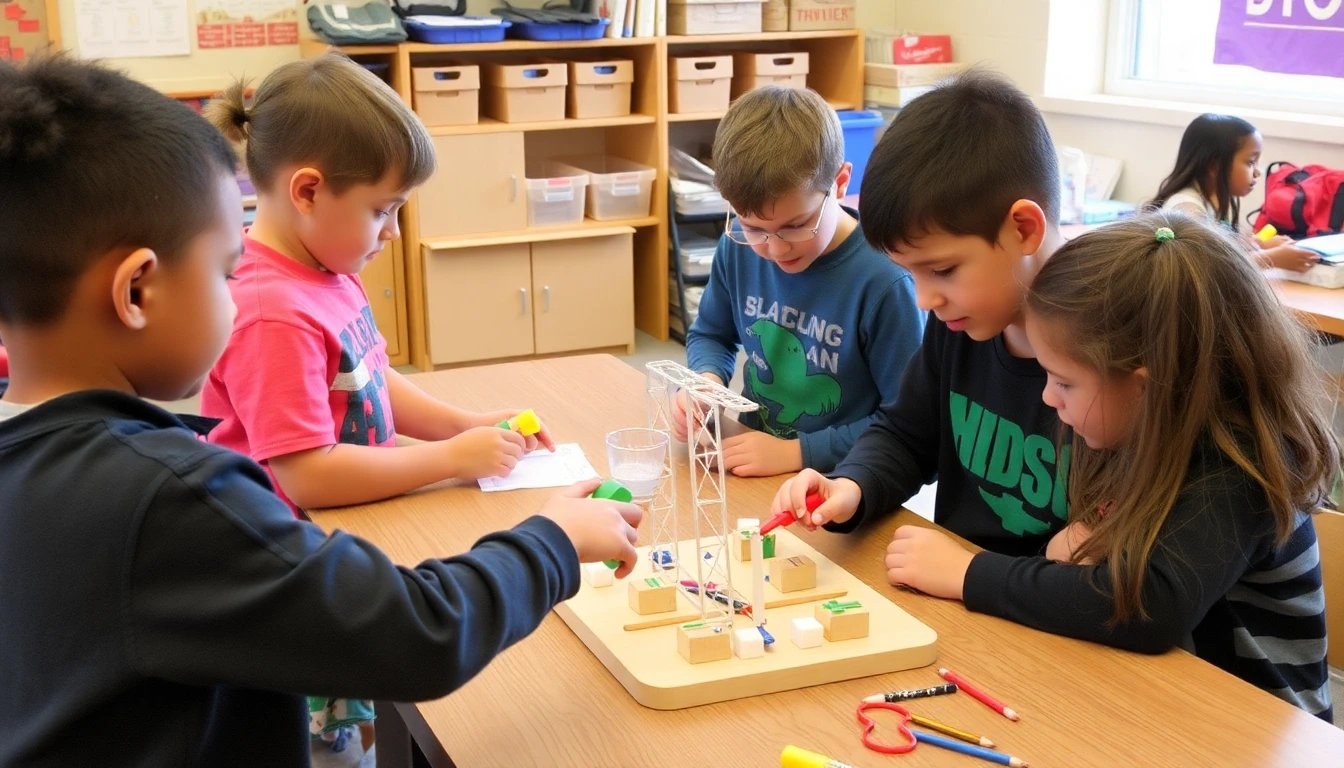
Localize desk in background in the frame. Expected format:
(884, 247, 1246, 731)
(310, 355, 1344, 767)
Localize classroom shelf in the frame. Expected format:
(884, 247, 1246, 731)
(665, 29, 861, 45)
(668, 100, 855, 122)
(426, 114, 656, 136)
(421, 217, 658, 251)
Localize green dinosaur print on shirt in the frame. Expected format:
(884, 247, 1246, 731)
(745, 319, 841, 426)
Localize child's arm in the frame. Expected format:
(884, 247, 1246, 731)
(678, 240, 740, 442)
(384, 368, 555, 451)
(791, 275, 927, 473)
(903, 471, 1273, 654)
(269, 432, 525, 510)
(127, 455, 642, 701)
(816, 318, 944, 532)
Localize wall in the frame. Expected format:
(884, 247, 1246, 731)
(893, 0, 1344, 214)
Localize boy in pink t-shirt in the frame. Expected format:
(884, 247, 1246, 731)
(201, 55, 551, 522)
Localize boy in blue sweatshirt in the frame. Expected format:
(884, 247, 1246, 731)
(676, 86, 925, 477)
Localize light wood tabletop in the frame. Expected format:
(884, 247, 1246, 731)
(1274, 280, 1344, 338)
(310, 355, 1344, 768)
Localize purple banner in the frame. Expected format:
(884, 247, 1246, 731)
(1215, 0, 1344, 78)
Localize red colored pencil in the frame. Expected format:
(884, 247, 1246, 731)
(939, 668, 1019, 721)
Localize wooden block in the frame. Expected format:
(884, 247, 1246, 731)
(815, 599, 870, 641)
(730, 530, 776, 561)
(628, 576, 677, 615)
(677, 623, 732, 664)
(769, 554, 816, 593)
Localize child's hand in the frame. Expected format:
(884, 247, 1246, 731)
(722, 430, 802, 477)
(541, 478, 643, 579)
(770, 469, 862, 531)
(1262, 234, 1291, 249)
(442, 426, 527, 480)
(479, 409, 557, 453)
(1265, 245, 1320, 273)
(1045, 522, 1096, 564)
(671, 374, 723, 443)
(884, 526, 975, 600)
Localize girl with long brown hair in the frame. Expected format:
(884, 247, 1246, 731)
(880, 212, 1335, 721)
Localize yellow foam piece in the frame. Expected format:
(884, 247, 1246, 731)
(513, 409, 542, 436)
(1256, 224, 1278, 242)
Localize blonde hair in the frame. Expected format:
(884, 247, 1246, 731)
(1026, 211, 1338, 622)
(205, 53, 434, 194)
(711, 85, 842, 216)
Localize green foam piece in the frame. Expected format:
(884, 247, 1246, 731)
(590, 479, 633, 503)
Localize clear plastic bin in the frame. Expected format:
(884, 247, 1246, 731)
(551, 155, 656, 221)
(524, 166, 589, 227)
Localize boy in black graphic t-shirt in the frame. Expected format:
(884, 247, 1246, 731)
(771, 69, 1070, 565)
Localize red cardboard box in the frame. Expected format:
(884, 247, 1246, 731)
(866, 32, 954, 66)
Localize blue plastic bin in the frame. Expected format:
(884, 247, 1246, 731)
(506, 18, 609, 41)
(837, 110, 884, 194)
(405, 17, 510, 43)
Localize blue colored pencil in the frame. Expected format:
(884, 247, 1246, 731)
(912, 730, 1029, 767)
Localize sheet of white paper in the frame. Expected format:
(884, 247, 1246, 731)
(478, 443, 600, 493)
(905, 482, 937, 522)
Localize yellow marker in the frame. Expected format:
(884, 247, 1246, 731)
(781, 745, 858, 768)
(496, 409, 541, 436)
(1256, 224, 1278, 242)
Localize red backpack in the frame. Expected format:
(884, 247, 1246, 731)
(1251, 162, 1344, 238)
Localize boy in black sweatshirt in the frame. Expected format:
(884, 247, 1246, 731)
(0, 56, 642, 767)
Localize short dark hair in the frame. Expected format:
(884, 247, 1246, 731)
(859, 68, 1060, 252)
(205, 53, 435, 195)
(0, 55, 237, 325)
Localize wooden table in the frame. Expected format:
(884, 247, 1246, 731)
(1275, 280, 1344, 338)
(311, 355, 1344, 768)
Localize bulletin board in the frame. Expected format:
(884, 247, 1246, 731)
(0, 0, 61, 61)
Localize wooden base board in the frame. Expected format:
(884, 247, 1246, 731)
(554, 529, 938, 710)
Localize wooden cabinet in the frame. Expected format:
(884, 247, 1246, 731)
(425, 233, 634, 365)
(425, 243, 534, 365)
(418, 133, 527, 238)
(531, 235, 634, 354)
(361, 240, 402, 359)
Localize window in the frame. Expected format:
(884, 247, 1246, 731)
(1106, 0, 1344, 118)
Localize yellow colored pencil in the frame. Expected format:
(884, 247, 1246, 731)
(909, 714, 996, 749)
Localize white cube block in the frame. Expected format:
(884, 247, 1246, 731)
(732, 627, 765, 659)
(582, 562, 614, 588)
(736, 517, 760, 531)
(790, 617, 824, 649)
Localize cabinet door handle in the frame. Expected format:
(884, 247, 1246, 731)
(543, 285, 550, 312)
(509, 174, 518, 202)
(520, 287, 528, 315)
(383, 288, 392, 298)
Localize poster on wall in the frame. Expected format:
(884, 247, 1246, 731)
(196, 0, 297, 49)
(74, 0, 190, 58)
(0, 0, 57, 61)
(1215, 0, 1344, 78)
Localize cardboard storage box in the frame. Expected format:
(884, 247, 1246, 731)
(669, 55, 733, 113)
(667, 0, 762, 35)
(789, 0, 855, 31)
(865, 30, 954, 65)
(482, 62, 567, 123)
(762, 0, 787, 30)
(864, 61, 966, 89)
(568, 59, 634, 119)
(412, 65, 480, 126)
(733, 51, 808, 97)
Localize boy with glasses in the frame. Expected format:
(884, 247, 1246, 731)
(675, 86, 925, 476)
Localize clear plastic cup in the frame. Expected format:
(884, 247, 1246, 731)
(605, 428, 669, 502)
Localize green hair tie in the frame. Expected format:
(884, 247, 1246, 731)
(1155, 227, 1175, 243)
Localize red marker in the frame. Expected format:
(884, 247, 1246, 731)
(939, 668, 1019, 721)
(759, 492, 825, 535)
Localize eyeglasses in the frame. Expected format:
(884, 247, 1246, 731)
(725, 190, 832, 246)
